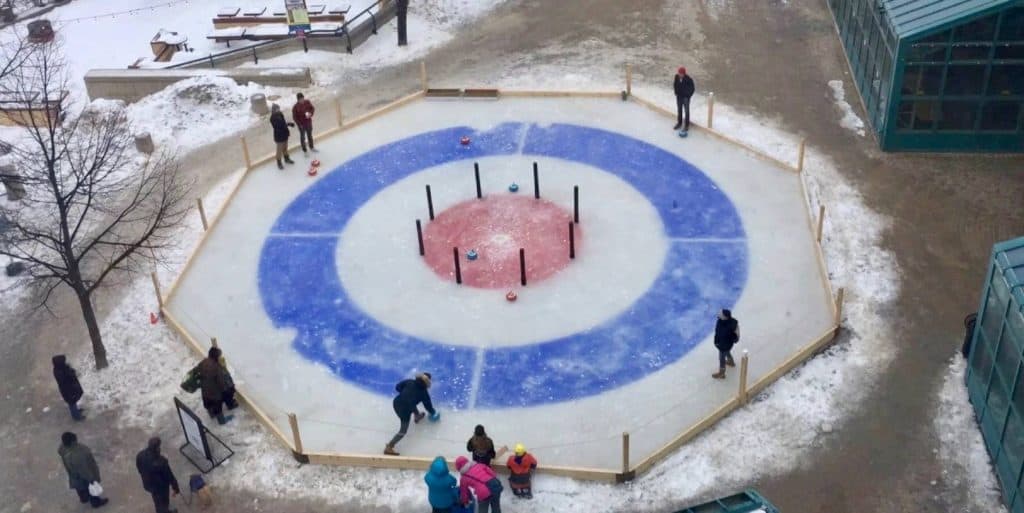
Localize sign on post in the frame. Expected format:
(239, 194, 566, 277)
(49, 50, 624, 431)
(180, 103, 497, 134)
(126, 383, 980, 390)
(285, 0, 311, 35)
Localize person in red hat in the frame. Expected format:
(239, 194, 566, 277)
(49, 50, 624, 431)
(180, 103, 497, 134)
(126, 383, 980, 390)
(673, 66, 695, 132)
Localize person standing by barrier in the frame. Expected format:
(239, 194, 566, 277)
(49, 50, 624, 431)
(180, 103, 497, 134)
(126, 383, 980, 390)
(58, 432, 109, 508)
(506, 444, 537, 499)
(456, 455, 503, 513)
(52, 355, 85, 421)
(198, 347, 233, 425)
(384, 372, 439, 455)
(270, 104, 295, 170)
(135, 437, 180, 513)
(711, 309, 740, 379)
(673, 66, 695, 133)
(425, 456, 458, 513)
(291, 93, 316, 154)
(467, 425, 497, 466)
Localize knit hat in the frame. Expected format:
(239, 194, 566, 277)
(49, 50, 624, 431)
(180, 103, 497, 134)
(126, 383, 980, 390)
(678, 66, 686, 75)
(514, 443, 526, 456)
(455, 455, 471, 473)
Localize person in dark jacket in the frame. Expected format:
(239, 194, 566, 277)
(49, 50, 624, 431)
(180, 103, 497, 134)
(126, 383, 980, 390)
(135, 437, 180, 513)
(52, 355, 84, 421)
(467, 425, 497, 466)
(197, 347, 233, 425)
(291, 92, 316, 154)
(673, 66, 695, 131)
(59, 432, 108, 508)
(218, 353, 239, 411)
(424, 455, 457, 513)
(270, 103, 295, 170)
(384, 372, 439, 455)
(396, 0, 409, 46)
(711, 309, 740, 379)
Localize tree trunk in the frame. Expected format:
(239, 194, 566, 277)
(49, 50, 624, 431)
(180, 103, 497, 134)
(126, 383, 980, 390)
(76, 290, 108, 369)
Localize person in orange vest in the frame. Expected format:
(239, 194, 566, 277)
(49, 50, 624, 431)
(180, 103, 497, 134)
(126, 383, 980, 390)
(505, 443, 537, 499)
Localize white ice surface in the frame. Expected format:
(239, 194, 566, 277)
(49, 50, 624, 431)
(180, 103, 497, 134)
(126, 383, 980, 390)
(165, 96, 836, 470)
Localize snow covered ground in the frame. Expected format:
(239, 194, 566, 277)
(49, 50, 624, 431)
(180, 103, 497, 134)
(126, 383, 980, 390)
(827, 80, 866, 137)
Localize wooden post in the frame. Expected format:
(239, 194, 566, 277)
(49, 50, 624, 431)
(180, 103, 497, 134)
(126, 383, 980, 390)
(835, 287, 845, 325)
(240, 135, 252, 170)
(288, 413, 304, 454)
(150, 272, 163, 309)
(707, 92, 715, 129)
(797, 138, 807, 173)
(210, 337, 218, 348)
(738, 351, 750, 405)
(196, 198, 209, 231)
(816, 204, 826, 242)
(420, 61, 428, 92)
(621, 432, 630, 474)
(334, 98, 343, 127)
(625, 64, 632, 95)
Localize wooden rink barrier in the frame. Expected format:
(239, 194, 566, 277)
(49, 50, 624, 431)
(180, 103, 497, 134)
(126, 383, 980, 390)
(158, 63, 844, 483)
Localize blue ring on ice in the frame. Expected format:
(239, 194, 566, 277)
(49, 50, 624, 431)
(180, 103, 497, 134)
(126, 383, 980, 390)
(258, 123, 748, 408)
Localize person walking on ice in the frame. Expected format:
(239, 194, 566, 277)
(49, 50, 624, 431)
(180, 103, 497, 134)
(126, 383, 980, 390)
(506, 444, 538, 499)
(384, 372, 440, 455)
(269, 103, 295, 170)
(712, 309, 740, 379)
(673, 66, 695, 134)
(291, 92, 316, 154)
(52, 355, 85, 421)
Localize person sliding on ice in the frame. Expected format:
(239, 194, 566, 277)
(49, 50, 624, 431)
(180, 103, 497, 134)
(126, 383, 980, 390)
(506, 444, 537, 499)
(198, 347, 233, 425)
(424, 456, 458, 513)
(269, 104, 295, 170)
(291, 93, 316, 154)
(711, 309, 740, 379)
(52, 355, 85, 421)
(673, 66, 695, 133)
(384, 372, 439, 455)
(456, 455, 504, 513)
(467, 425, 497, 466)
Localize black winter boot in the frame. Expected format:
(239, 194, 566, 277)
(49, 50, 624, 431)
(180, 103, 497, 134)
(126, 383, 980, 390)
(276, 159, 284, 170)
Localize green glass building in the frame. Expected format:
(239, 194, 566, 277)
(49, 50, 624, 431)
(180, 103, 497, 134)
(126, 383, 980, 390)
(967, 236, 1024, 512)
(827, 0, 1024, 152)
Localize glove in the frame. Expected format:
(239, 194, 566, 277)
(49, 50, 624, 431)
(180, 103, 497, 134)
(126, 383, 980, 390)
(429, 411, 441, 422)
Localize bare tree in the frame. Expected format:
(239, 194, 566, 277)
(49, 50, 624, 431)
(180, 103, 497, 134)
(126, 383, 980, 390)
(0, 40, 190, 369)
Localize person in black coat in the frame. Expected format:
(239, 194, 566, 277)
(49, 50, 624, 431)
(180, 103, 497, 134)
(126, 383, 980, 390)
(673, 66, 696, 131)
(396, 0, 409, 46)
(135, 437, 180, 513)
(711, 309, 740, 379)
(53, 355, 84, 421)
(270, 103, 295, 170)
(384, 372, 438, 455)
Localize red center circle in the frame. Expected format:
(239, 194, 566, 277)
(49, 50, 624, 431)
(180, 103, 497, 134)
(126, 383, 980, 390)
(422, 195, 582, 288)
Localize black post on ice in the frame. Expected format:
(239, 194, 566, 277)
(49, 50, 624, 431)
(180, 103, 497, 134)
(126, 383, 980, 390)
(569, 222, 575, 259)
(533, 162, 540, 199)
(519, 248, 527, 286)
(474, 162, 482, 199)
(573, 185, 579, 223)
(416, 219, 425, 256)
(454, 247, 462, 285)
(426, 185, 435, 220)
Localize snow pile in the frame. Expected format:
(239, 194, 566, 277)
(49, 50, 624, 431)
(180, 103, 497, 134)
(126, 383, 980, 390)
(934, 357, 1010, 513)
(827, 80, 866, 137)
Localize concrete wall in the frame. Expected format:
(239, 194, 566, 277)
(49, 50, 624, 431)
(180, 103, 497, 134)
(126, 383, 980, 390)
(83, 68, 313, 103)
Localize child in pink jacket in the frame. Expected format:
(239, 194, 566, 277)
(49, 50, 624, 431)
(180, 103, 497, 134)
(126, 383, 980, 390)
(455, 455, 503, 513)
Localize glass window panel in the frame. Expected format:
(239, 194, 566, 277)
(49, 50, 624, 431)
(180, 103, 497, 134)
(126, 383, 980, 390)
(988, 371, 1012, 428)
(999, 8, 1024, 42)
(939, 101, 979, 130)
(902, 65, 943, 95)
(1010, 310, 1024, 354)
(984, 285, 1007, 344)
(951, 44, 992, 61)
(982, 101, 1022, 130)
(914, 100, 939, 129)
(1014, 351, 1024, 418)
(955, 14, 998, 42)
(996, 334, 1021, 389)
(994, 44, 1024, 60)
(921, 29, 951, 44)
(897, 101, 914, 129)
(972, 332, 996, 389)
(945, 65, 986, 95)
(910, 44, 947, 61)
(989, 65, 1024, 95)
(1003, 412, 1024, 478)
(995, 273, 1012, 304)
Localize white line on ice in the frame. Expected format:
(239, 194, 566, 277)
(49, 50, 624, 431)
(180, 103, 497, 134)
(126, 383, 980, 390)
(268, 232, 341, 238)
(670, 237, 746, 243)
(515, 123, 530, 154)
(467, 347, 485, 409)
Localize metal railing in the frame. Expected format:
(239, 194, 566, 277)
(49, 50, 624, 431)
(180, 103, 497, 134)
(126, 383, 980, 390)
(166, 2, 389, 70)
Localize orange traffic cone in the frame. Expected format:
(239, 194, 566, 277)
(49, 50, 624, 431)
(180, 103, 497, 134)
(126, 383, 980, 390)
(150, 312, 159, 325)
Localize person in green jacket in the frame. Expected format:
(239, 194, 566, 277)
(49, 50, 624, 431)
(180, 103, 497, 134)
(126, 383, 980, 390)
(58, 432, 108, 508)
(424, 456, 458, 513)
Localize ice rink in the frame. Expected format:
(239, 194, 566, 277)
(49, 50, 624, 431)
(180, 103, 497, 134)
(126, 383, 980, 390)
(165, 95, 835, 471)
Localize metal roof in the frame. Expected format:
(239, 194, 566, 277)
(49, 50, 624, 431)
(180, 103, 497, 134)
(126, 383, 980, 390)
(994, 236, 1024, 316)
(881, 0, 1016, 39)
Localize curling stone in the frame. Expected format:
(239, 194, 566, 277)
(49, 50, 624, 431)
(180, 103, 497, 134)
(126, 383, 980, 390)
(466, 250, 478, 261)
(506, 291, 517, 302)
(508, 183, 519, 193)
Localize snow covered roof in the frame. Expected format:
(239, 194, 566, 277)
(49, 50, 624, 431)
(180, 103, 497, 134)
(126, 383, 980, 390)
(881, 0, 1015, 39)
